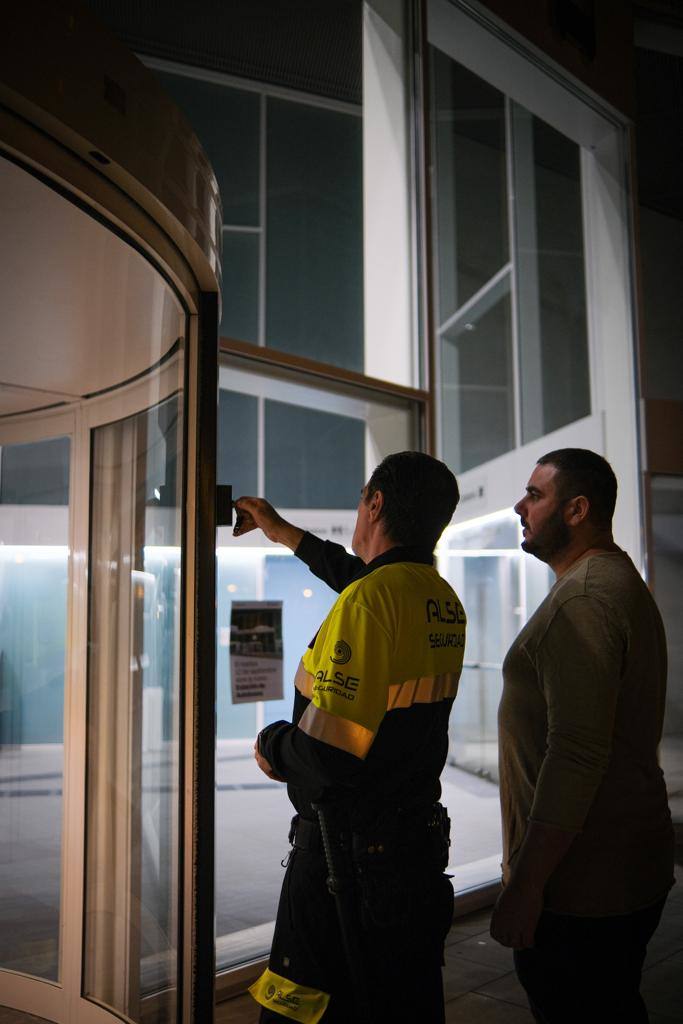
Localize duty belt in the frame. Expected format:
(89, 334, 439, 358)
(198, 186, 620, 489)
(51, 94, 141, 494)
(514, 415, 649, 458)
(288, 803, 451, 865)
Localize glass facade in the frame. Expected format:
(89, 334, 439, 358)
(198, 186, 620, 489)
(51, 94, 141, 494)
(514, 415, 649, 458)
(1, 1, 655, 1018)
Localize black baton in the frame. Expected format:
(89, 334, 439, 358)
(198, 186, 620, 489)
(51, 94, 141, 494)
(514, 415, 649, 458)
(312, 803, 375, 1024)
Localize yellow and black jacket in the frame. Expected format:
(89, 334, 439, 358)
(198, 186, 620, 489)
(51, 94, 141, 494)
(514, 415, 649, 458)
(258, 533, 466, 829)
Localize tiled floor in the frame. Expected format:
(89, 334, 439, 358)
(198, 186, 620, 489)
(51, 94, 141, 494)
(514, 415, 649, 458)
(2, 872, 682, 1024)
(219, 867, 683, 1022)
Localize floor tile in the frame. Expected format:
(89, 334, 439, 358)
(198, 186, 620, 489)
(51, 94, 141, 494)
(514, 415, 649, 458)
(445, 991, 535, 1023)
(446, 908, 493, 944)
(443, 957, 510, 1002)
(644, 918, 683, 967)
(641, 956, 683, 1017)
(476, 970, 530, 1009)
(446, 932, 515, 973)
(215, 992, 258, 1024)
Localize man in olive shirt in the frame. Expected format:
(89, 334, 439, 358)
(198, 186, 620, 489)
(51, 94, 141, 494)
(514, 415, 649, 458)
(491, 448, 674, 1023)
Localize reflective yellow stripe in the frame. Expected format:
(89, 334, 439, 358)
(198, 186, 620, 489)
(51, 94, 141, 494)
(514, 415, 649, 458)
(294, 660, 314, 699)
(249, 968, 330, 1023)
(298, 702, 374, 759)
(387, 671, 461, 711)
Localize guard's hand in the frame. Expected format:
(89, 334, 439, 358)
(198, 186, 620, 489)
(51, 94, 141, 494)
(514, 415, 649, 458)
(233, 497, 304, 552)
(253, 739, 285, 782)
(489, 880, 543, 949)
(234, 497, 283, 541)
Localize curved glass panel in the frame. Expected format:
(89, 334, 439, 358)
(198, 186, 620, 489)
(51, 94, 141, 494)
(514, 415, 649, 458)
(83, 381, 184, 1022)
(0, 436, 70, 981)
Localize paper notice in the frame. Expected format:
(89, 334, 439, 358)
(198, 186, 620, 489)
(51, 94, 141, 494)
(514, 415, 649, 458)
(229, 601, 283, 703)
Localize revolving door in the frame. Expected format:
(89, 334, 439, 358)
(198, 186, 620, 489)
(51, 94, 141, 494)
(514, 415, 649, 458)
(0, 14, 221, 1016)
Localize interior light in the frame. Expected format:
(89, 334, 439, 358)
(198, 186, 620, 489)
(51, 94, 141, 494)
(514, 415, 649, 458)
(442, 507, 517, 537)
(302, 588, 313, 598)
(0, 545, 69, 561)
(227, 583, 238, 593)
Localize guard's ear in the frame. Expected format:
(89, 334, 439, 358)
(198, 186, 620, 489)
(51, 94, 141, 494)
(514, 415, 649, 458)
(564, 494, 590, 526)
(368, 487, 384, 522)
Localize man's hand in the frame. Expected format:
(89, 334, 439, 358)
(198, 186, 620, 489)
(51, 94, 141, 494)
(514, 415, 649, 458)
(490, 819, 576, 948)
(254, 738, 285, 782)
(233, 497, 304, 551)
(490, 880, 543, 949)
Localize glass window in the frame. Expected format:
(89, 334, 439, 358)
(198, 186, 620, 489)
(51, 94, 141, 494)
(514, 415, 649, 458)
(83, 390, 183, 1024)
(265, 401, 365, 509)
(218, 389, 258, 497)
(437, 510, 550, 888)
(431, 50, 508, 319)
(220, 230, 260, 343)
(441, 288, 514, 473)
(430, 39, 592, 473)
(215, 363, 420, 971)
(0, 436, 70, 504)
(266, 99, 364, 370)
(0, 436, 70, 982)
(651, 475, 683, 829)
(514, 106, 590, 441)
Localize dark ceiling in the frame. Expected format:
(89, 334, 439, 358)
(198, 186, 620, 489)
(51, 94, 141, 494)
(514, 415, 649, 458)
(84, 0, 362, 105)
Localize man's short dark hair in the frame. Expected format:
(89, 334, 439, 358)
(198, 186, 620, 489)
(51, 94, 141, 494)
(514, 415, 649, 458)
(366, 451, 459, 551)
(537, 448, 617, 529)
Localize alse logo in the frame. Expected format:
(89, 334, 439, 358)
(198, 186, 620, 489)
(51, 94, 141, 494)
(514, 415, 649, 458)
(330, 639, 352, 665)
(426, 598, 466, 625)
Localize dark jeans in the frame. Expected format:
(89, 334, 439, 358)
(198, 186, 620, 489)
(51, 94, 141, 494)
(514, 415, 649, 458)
(514, 897, 667, 1024)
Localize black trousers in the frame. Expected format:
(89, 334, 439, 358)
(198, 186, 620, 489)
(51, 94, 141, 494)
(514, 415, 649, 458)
(513, 897, 667, 1024)
(259, 845, 454, 1024)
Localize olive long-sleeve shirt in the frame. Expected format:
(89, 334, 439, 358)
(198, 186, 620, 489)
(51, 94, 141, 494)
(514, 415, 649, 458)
(499, 551, 675, 916)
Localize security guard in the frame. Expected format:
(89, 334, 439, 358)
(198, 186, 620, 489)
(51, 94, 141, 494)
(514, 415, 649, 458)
(234, 452, 465, 1024)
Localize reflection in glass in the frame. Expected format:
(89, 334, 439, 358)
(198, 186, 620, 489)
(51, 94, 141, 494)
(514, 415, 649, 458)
(431, 49, 508, 319)
(84, 393, 183, 1023)
(513, 106, 590, 441)
(0, 437, 70, 981)
(441, 289, 514, 473)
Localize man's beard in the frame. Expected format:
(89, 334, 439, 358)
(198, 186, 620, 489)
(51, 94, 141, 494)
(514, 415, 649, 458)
(521, 504, 570, 563)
